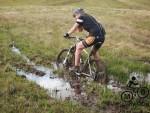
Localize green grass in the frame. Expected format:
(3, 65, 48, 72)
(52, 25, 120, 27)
(0, 0, 150, 113)
(0, 0, 150, 10)
(0, 68, 95, 113)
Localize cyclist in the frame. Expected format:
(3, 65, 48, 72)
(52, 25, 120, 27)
(64, 8, 106, 74)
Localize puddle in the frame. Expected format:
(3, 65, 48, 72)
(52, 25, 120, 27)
(16, 69, 75, 100)
(11, 44, 76, 100)
(10, 43, 150, 101)
(10, 44, 123, 98)
(106, 77, 122, 92)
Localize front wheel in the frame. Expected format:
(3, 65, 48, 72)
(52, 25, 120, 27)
(56, 49, 74, 70)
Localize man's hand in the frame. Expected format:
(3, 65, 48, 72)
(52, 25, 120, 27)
(64, 33, 69, 38)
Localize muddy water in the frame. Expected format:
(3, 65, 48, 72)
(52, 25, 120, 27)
(107, 79, 122, 92)
(16, 69, 75, 100)
(11, 44, 122, 102)
(11, 44, 150, 101)
(11, 45, 76, 100)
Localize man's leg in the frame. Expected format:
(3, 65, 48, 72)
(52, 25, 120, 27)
(92, 44, 105, 72)
(92, 45, 107, 83)
(75, 41, 85, 67)
(73, 36, 95, 72)
(92, 49, 101, 71)
(92, 49, 100, 61)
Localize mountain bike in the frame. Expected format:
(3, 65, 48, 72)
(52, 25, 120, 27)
(56, 36, 107, 83)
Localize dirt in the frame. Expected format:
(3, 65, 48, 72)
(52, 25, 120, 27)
(10, 45, 150, 113)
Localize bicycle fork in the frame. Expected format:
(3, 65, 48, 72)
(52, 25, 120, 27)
(63, 49, 71, 65)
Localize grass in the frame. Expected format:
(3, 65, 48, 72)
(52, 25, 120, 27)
(0, 0, 150, 113)
(0, 68, 95, 113)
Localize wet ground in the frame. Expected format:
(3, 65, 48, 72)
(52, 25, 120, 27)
(11, 44, 90, 101)
(10, 43, 150, 111)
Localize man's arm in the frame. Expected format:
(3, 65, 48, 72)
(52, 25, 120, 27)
(67, 23, 80, 35)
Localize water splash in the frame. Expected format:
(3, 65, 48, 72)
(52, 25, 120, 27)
(11, 46, 21, 55)
(11, 44, 35, 65)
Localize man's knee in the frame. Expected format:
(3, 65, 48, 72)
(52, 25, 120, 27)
(76, 42, 85, 51)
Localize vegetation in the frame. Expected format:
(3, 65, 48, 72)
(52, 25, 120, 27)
(0, 0, 150, 113)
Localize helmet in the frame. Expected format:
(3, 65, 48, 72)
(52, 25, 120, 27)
(72, 8, 84, 17)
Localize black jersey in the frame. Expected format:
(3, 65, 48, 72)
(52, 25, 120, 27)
(76, 13, 105, 37)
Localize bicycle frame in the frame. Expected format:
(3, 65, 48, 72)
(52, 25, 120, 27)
(63, 37, 95, 77)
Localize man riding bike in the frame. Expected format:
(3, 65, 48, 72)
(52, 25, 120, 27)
(64, 8, 106, 74)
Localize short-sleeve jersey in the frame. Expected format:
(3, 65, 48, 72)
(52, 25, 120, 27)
(76, 13, 105, 37)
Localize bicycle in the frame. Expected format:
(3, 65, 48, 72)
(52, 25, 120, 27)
(56, 36, 107, 83)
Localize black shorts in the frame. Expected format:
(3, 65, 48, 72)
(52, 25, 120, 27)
(82, 35, 104, 50)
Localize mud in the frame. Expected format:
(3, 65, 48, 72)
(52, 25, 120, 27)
(10, 43, 150, 112)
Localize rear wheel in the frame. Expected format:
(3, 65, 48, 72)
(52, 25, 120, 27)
(81, 60, 97, 80)
(91, 60, 107, 83)
(89, 60, 97, 79)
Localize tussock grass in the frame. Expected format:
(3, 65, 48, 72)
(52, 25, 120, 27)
(0, 1, 150, 113)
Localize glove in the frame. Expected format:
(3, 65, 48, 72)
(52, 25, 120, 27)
(64, 33, 69, 38)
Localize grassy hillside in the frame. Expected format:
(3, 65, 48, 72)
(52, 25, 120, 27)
(0, 0, 150, 10)
(0, 0, 150, 113)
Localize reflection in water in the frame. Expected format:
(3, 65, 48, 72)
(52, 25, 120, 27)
(16, 69, 75, 100)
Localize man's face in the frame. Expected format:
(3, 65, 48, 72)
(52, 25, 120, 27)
(73, 14, 80, 19)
